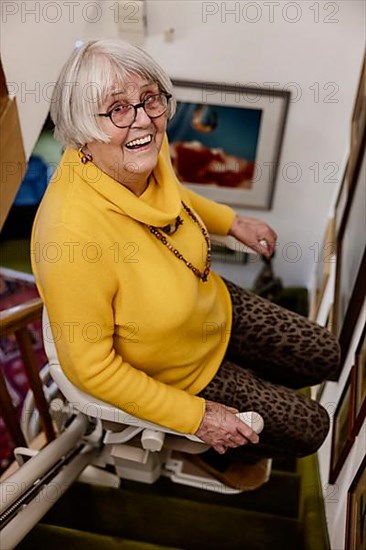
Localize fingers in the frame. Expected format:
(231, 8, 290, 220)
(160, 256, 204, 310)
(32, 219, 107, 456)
(257, 231, 277, 258)
(223, 405, 239, 414)
(213, 437, 230, 454)
(214, 432, 253, 453)
(254, 223, 277, 258)
(232, 433, 250, 446)
(218, 428, 255, 451)
(210, 432, 257, 453)
(195, 400, 261, 452)
(250, 237, 274, 259)
(265, 231, 277, 257)
(228, 216, 278, 258)
(236, 421, 260, 445)
(257, 240, 272, 258)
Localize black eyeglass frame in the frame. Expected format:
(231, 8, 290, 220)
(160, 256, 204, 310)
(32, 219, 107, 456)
(97, 92, 172, 129)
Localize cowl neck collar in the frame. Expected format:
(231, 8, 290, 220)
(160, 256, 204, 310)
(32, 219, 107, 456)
(64, 134, 182, 226)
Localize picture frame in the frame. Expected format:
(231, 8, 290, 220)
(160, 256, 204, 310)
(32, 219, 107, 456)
(316, 305, 335, 401)
(312, 218, 336, 320)
(334, 161, 349, 239)
(329, 367, 356, 485)
(345, 455, 366, 550)
(167, 80, 291, 209)
(333, 141, 366, 365)
(326, 303, 335, 334)
(334, 55, 366, 239)
(349, 53, 366, 188)
(352, 324, 366, 438)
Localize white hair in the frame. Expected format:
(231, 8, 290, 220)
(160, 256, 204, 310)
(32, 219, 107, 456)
(50, 39, 176, 149)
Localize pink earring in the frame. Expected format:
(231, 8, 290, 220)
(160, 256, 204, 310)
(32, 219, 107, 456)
(78, 146, 93, 165)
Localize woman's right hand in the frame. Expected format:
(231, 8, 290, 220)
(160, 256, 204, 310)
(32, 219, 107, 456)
(194, 400, 260, 454)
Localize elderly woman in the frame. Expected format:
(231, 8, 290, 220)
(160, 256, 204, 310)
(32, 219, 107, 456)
(32, 39, 340, 490)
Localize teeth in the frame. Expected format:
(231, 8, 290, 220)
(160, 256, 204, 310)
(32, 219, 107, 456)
(126, 135, 152, 148)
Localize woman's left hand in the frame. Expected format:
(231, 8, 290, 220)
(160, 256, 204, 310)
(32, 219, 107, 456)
(229, 216, 277, 259)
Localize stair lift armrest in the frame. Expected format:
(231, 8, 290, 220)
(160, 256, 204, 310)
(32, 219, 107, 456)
(210, 234, 257, 254)
(49, 361, 205, 444)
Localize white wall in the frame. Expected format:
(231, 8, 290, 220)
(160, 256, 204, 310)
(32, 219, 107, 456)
(319, 321, 366, 549)
(143, 0, 365, 287)
(1, 0, 365, 289)
(0, 0, 144, 158)
(1, 3, 87, 157)
(309, 151, 365, 548)
(315, 262, 365, 549)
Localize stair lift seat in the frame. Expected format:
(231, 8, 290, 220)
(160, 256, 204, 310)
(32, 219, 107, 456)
(42, 304, 265, 494)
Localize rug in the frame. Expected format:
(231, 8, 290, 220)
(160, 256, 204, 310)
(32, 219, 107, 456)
(0, 269, 47, 474)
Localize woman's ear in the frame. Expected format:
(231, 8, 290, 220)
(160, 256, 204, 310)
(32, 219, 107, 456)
(78, 146, 93, 164)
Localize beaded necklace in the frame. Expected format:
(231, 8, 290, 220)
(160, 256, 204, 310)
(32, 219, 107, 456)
(147, 202, 211, 282)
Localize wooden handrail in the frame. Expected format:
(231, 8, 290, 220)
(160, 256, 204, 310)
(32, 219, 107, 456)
(0, 297, 43, 336)
(0, 296, 55, 444)
(0, 369, 27, 448)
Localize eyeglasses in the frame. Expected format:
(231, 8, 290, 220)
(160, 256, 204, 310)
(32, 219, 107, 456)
(98, 92, 172, 129)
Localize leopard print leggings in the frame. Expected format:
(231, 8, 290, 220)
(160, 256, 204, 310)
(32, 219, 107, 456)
(198, 279, 340, 460)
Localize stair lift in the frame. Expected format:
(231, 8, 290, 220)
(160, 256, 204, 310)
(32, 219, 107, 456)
(0, 237, 267, 549)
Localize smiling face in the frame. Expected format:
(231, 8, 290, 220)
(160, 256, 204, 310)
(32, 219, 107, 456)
(86, 74, 168, 195)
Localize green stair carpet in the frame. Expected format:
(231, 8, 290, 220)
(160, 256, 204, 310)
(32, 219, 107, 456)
(17, 447, 329, 550)
(113, 469, 301, 519)
(18, 524, 181, 550)
(19, 477, 302, 550)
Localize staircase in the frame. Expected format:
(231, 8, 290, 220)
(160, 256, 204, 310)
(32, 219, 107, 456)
(17, 454, 329, 550)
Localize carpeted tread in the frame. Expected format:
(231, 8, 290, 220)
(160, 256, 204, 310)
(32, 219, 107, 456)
(40, 482, 302, 550)
(18, 523, 182, 550)
(272, 456, 297, 472)
(120, 470, 301, 519)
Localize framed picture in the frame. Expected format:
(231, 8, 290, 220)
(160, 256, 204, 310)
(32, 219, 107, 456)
(349, 53, 366, 187)
(316, 306, 335, 401)
(329, 367, 356, 485)
(312, 218, 336, 320)
(352, 325, 366, 437)
(345, 455, 366, 550)
(333, 143, 366, 364)
(167, 80, 291, 209)
(334, 162, 349, 239)
(326, 304, 335, 333)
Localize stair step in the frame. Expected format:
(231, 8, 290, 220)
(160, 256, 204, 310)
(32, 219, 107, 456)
(272, 456, 298, 472)
(18, 523, 181, 550)
(121, 469, 301, 519)
(40, 482, 302, 550)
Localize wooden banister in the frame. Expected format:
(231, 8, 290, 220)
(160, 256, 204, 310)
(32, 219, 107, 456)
(0, 297, 55, 445)
(0, 369, 27, 448)
(0, 298, 43, 336)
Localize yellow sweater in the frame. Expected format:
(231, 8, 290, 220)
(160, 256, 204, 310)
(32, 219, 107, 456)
(31, 135, 236, 433)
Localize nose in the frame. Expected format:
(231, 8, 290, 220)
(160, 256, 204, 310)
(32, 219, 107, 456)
(132, 104, 152, 127)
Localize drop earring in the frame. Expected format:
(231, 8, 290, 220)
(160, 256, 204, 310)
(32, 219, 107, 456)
(78, 146, 93, 165)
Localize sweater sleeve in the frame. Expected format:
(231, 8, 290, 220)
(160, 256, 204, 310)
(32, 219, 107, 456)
(32, 224, 205, 434)
(179, 185, 237, 235)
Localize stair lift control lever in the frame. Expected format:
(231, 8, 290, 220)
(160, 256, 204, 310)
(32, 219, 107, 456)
(236, 412, 264, 434)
